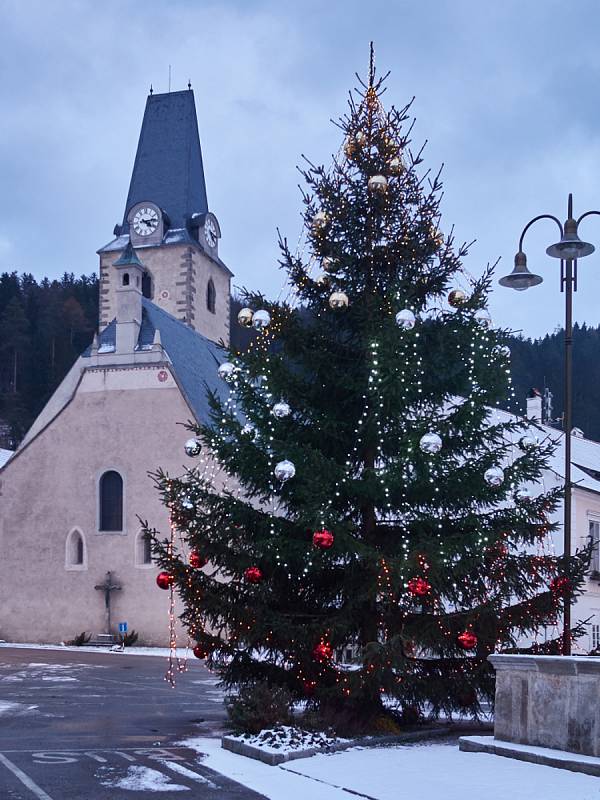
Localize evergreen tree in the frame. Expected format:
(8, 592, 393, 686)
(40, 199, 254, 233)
(148, 53, 588, 728)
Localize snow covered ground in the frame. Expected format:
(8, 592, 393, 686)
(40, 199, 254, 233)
(0, 642, 190, 658)
(182, 736, 600, 800)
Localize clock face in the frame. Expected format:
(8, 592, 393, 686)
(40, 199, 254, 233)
(205, 216, 218, 248)
(132, 207, 159, 237)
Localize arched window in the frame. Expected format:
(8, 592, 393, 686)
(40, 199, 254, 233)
(135, 530, 153, 567)
(122, 272, 130, 286)
(206, 278, 216, 314)
(65, 528, 87, 570)
(142, 271, 153, 299)
(99, 470, 123, 531)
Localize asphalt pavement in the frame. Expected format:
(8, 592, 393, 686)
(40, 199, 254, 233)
(0, 646, 265, 799)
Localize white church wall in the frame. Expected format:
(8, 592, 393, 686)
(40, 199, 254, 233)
(0, 363, 218, 646)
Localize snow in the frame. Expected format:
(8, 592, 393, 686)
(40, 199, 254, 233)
(229, 726, 345, 755)
(99, 765, 190, 791)
(0, 701, 38, 717)
(464, 735, 600, 768)
(97, 344, 115, 353)
(0, 448, 12, 467)
(181, 736, 600, 800)
(0, 642, 191, 658)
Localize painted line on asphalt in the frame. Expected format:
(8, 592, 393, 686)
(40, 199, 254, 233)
(159, 759, 217, 787)
(0, 752, 54, 800)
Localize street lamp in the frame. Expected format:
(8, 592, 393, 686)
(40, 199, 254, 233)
(500, 193, 596, 656)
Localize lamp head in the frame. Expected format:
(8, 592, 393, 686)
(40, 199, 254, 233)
(546, 218, 594, 259)
(499, 251, 543, 291)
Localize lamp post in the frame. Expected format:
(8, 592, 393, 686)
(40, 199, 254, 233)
(500, 193, 597, 656)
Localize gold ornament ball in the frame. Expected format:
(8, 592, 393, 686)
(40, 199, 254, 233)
(355, 131, 367, 146)
(344, 138, 357, 158)
(368, 174, 388, 194)
(389, 156, 405, 175)
(237, 307, 254, 328)
(329, 291, 349, 310)
(448, 289, 467, 308)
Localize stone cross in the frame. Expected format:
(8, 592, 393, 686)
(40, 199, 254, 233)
(94, 571, 122, 634)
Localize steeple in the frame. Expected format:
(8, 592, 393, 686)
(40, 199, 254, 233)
(122, 89, 208, 230)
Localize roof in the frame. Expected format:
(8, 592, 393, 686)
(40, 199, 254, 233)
(83, 297, 228, 426)
(113, 240, 143, 268)
(122, 90, 208, 230)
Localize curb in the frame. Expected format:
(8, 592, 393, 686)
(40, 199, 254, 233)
(222, 722, 493, 766)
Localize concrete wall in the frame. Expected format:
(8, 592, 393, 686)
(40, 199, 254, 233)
(491, 654, 600, 757)
(99, 244, 230, 346)
(0, 362, 220, 646)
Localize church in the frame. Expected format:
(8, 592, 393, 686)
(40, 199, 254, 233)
(0, 88, 231, 646)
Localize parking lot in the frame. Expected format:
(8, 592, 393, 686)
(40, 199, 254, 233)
(0, 647, 264, 799)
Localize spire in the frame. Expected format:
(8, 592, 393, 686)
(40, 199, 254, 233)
(113, 239, 144, 268)
(122, 89, 208, 230)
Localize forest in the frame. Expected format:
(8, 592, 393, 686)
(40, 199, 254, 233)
(0, 271, 598, 448)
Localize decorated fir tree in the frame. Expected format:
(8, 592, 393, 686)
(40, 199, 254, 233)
(147, 50, 588, 728)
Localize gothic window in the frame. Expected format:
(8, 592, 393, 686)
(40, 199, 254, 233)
(206, 278, 216, 314)
(65, 528, 86, 570)
(99, 470, 123, 531)
(142, 271, 153, 299)
(122, 272, 130, 286)
(135, 530, 153, 567)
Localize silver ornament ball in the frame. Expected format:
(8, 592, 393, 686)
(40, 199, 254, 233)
(274, 459, 296, 482)
(420, 432, 442, 454)
(218, 362, 237, 382)
(272, 401, 291, 419)
(519, 433, 538, 450)
(484, 466, 505, 487)
(475, 309, 492, 328)
(312, 211, 327, 229)
(237, 307, 254, 328)
(184, 438, 202, 458)
(395, 309, 416, 329)
(329, 291, 349, 310)
(368, 174, 388, 193)
(252, 310, 271, 331)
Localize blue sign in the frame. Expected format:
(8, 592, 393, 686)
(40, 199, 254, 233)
(118, 622, 128, 633)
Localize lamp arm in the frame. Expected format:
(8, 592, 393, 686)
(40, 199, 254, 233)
(518, 214, 563, 252)
(576, 210, 600, 226)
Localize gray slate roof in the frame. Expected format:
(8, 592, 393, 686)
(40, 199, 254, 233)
(84, 298, 228, 426)
(122, 90, 208, 230)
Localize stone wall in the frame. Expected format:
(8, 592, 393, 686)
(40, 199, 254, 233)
(491, 653, 600, 757)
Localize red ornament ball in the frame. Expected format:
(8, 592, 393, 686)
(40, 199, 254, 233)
(193, 644, 210, 660)
(457, 631, 478, 650)
(244, 566, 263, 584)
(189, 550, 208, 569)
(312, 641, 333, 662)
(313, 529, 334, 549)
(156, 571, 174, 590)
(407, 577, 431, 597)
(550, 576, 572, 597)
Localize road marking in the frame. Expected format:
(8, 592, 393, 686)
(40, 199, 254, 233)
(159, 759, 217, 788)
(0, 752, 54, 800)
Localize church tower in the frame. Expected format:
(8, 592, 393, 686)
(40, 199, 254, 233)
(97, 88, 231, 346)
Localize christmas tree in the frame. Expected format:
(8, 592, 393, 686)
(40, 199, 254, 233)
(147, 49, 589, 729)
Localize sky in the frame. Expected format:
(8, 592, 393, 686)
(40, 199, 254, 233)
(2, 0, 600, 339)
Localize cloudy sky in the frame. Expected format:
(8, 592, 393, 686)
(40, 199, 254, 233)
(1, 0, 600, 338)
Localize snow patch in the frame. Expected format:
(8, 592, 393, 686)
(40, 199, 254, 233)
(180, 736, 600, 800)
(99, 765, 190, 792)
(230, 726, 345, 755)
(0, 701, 38, 717)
